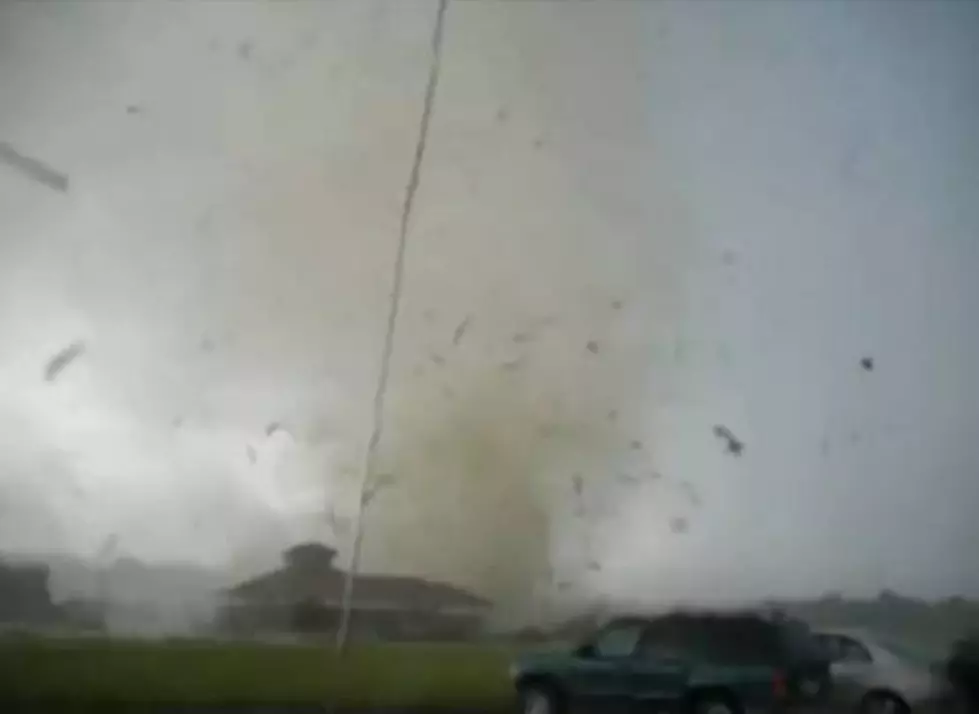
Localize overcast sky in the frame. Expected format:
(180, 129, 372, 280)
(0, 0, 977, 612)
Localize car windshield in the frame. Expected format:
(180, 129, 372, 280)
(877, 639, 944, 667)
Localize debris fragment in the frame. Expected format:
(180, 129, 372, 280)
(611, 299, 623, 310)
(712, 424, 744, 457)
(0, 141, 69, 193)
(860, 356, 874, 372)
(678, 481, 701, 506)
(500, 358, 522, 372)
(326, 508, 351, 536)
(586, 560, 601, 572)
(362, 473, 395, 507)
(126, 105, 142, 115)
(44, 341, 85, 382)
(572, 473, 583, 496)
(246, 445, 257, 464)
(586, 340, 600, 354)
(669, 516, 689, 534)
(265, 421, 282, 437)
(452, 316, 470, 345)
(630, 439, 643, 450)
(429, 352, 446, 366)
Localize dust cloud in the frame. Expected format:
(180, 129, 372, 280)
(359, 298, 675, 624)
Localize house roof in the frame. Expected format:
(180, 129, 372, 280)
(228, 565, 489, 612)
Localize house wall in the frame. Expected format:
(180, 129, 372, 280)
(219, 598, 483, 641)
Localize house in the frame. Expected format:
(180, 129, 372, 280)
(221, 543, 491, 641)
(0, 559, 59, 626)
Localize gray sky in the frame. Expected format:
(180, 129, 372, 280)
(0, 0, 977, 611)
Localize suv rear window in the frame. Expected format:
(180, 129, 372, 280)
(591, 620, 644, 657)
(640, 613, 780, 665)
(778, 619, 826, 662)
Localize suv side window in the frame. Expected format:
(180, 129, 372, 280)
(709, 617, 778, 664)
(834, 636, 872, 663)
(779, 619, 825, 661)
(636, 616, 696, 660)
(592, 620, 644, 658)
(817, 634, 872, 663)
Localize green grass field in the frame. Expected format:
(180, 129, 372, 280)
(0, 636, 518, 708)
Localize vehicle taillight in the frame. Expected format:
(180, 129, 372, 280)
(772, 670, 788, 699)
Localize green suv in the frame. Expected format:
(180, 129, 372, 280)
(510, 611, 831, 714)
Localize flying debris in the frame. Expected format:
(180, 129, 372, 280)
(246, 445, 257, 464)
(44, 341, 86, 382)
(265, 421, 283, 437)
(0, 141, 69, 193)
(586, 340, 600, 354)
(669, 516, 689, 534)
(452, 316, 471, 346)
(572, 473, 583, 497)
(678, 480, 701, 506)
(860, 356, 874, 372)
(712, 424, 744, 457)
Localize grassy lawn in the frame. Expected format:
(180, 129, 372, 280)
(0, 636, 518, 708)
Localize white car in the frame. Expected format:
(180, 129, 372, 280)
(815, 628, 945, 713)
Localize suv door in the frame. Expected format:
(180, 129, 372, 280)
(815, 633, 873, 708)
(777, 621, 832, 703)
(627, 617, 693, 707)
(571, 619, 646, 708)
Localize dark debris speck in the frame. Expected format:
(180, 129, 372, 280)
(670, 516, 689, 534)
(452, 315, 470, 345)
(712, 424, 744, 457)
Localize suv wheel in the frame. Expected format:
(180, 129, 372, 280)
(691, 693, 740, 714)
(519, 683, 562, 714)
(860, 691, 909, 714)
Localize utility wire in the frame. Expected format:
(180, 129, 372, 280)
(335, 0, 449, 652)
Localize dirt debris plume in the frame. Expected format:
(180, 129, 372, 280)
(358, 317, 659, 623)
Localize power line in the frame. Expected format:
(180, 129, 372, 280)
(335, 0, 449, 652)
